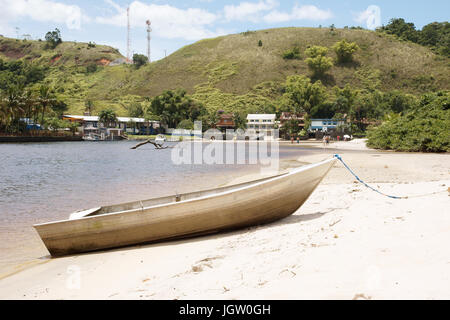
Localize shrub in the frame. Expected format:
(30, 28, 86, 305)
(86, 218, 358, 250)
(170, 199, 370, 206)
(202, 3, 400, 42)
(86, 63, 98, 73)
(178, 119, 194, 130)
(133, 54, 149, 68)
(367, 92, 450, 152)
(304, 46, 333, 77)
(282, 46, 301, 60)
(332, 39, 360, 63)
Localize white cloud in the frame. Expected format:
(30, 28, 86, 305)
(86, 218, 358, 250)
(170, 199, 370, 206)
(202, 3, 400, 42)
(96, 0, 223, 41)
(224, 0, 278, 22)
(264, 5, 333, 23)
(355, 5, 382, 30)
(223, 1, 332, 24)
(0, 0, 85, 33)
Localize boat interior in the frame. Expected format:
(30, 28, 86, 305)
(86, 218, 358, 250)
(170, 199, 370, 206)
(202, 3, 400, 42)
(69, 171, 289, 220)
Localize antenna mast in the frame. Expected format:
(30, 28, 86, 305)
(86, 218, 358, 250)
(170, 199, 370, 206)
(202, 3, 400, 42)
(146, 20, 152, 63)
(127, 7, 131, 63)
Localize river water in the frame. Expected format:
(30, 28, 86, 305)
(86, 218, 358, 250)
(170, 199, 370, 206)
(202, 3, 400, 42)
(0, 141, 321, 273)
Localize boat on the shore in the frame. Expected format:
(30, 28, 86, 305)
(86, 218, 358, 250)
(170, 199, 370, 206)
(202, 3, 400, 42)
(34, 157, 336, 256)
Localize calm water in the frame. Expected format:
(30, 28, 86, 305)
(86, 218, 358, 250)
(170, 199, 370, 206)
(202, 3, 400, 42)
(0, 141, 319, 272)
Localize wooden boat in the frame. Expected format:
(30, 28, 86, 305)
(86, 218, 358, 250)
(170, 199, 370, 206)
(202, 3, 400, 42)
(34, 157, 336, 256)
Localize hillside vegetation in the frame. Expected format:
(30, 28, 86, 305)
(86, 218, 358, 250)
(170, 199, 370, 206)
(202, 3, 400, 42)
(1, 27, 449, 116)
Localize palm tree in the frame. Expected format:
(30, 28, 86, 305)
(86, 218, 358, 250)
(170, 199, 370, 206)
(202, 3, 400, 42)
(20, 90, 37, 132)
(2, 87, 24, 133)
(37, 85, 56, 127)
(85, 99, 94, 115)
(98, 109, 118, 128)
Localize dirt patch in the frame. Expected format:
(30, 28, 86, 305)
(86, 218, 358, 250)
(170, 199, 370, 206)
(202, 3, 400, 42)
(51, 55, 62, 64)
(0, 44, 25, 59)
(97, 58, 111, 66)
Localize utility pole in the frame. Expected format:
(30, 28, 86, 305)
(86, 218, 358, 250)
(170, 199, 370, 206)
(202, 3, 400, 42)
(146, 20, 152, 62)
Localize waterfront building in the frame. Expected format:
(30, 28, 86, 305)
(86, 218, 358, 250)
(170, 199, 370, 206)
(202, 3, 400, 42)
(309, 119, 346, 132)
(216, 113, 235, 132)
(62, 115, 160, 135)
(246, 114, 276, 140)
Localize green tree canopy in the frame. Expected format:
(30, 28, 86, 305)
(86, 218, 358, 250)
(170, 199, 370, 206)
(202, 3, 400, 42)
(177, 119, 195, 130)
(281, 75, 327, 115)
(45, 28, 62, 49)
(148, 89, 207, 128)
(126, 102, 144, 118)
(133, 54, 149, 68)
(380, 18, 419, 42)
(304, 46, 333, 77)
(367, 91, 449, 152)
(99, 109, 118, 128)
(332, 39, 360, 63)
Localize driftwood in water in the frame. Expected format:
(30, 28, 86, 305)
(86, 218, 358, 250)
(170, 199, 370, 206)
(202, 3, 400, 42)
(131, 139, 168, 150)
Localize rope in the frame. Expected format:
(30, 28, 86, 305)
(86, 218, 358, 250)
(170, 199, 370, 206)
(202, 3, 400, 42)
(334, 154, 409, 200)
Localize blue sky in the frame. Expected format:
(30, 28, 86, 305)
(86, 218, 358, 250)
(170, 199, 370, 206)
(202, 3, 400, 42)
(0, 0, 449, 61)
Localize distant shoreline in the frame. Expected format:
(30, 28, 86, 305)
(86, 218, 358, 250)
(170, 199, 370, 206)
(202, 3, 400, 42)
(0, 136, 83, 143)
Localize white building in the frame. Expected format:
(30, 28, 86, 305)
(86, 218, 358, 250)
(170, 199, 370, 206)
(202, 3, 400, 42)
(246, 114, 276, 140)
(63, 115, 160, 135)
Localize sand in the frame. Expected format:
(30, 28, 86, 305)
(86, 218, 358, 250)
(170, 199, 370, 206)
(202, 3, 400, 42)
(0, 141, 449, 300)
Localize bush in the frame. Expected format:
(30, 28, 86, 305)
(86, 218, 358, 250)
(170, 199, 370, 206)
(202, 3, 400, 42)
(367, 92, 450, 152)
(133, 54, 149, 68)
(86, 63, 98, 73)
(178, 119, 194, 130)
(282, 46, 301, 60)
(304, 46, 333, 77)
(332, 39, 360, 63)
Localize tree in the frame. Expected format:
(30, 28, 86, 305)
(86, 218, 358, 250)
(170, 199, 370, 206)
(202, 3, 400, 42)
(1, 86, 23, 133)
(281, 75, 327, 115)
(367, 92, 450, 152)
(232, 112, 247, 130)
(86, 63, 98, 73)
(178, 119, 194, 130)
(383, 90, 417, 114)
(258, 40, 263, 47)
(332, 39, 360, 63)
(127, 102, 144, 118)
(133, 54, 149, 68)
(332, 84, 357, 115)
(45, 28, 62, 49)
(379, 18, 419, 42)
(37, 85, 56, 126)
(418, 22, 450, 57)
(51, 100, 68, 117)
(85, 99, 94, 115)
(99, 109, 118, 128)
(149, 89, 206, 128)
(284, 118, 301, 137)
(304, 46, 333, 77)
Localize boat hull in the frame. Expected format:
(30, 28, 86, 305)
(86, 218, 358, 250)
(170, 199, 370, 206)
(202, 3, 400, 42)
(34, 158, 336, 256)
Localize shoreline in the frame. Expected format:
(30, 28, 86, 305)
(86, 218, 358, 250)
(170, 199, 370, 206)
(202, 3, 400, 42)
(0, 142, 449, 299)
(0, 136, 83, 143)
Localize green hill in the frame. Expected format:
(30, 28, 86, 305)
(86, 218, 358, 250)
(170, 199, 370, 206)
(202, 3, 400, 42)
(1, 27, 449, 116)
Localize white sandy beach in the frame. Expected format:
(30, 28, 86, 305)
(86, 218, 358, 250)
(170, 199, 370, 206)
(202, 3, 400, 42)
(0, 140, 449, 300)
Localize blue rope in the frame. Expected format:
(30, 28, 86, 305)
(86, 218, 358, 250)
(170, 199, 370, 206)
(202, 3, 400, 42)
(334, 154, 407, 200)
